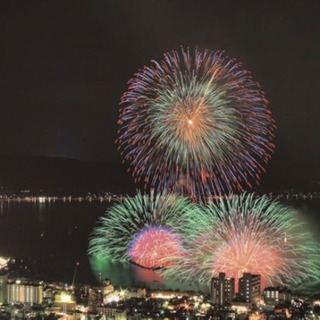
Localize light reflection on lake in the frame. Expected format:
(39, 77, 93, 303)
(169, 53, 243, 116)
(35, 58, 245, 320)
(89, 256, 205, 292)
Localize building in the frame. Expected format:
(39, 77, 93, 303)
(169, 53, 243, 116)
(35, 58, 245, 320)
(7, 279, 43, 304)
(263, 287, 292, 307)
(103, 279, 115, 297)
(88, 286, 103, 309)
(0, 273, 8, 304)
(97, 305, 127, 320)
(125, 287, 146, 299)
(211, 272, 235, 305)
(53, 291, 76, 313)
(239, 273, 261, 303)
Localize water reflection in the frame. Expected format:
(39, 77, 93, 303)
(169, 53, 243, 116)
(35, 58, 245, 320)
(89, 256, 208, 292)
(89, 257, 133, 287)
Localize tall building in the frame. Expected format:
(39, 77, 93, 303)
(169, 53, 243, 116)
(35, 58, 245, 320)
(0, 273, 8, 304)
(211, 272, 235, 305)
(7, 279, 43, 304)
(239, 273, 261, 303)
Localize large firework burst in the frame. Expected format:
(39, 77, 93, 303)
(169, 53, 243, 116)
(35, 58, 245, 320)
(117, 48, 275, 196)
(162, 193, 320, 290)
(88, 191, 197, 269)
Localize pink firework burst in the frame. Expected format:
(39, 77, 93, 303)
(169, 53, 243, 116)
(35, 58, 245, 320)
(129, 226, 183, 269)
(197, 229, 282, 290)
(161, 194, 320, 291)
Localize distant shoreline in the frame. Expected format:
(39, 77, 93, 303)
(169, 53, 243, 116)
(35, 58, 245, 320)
(0, 192, 320, 203)
(0, 196, 122, 203)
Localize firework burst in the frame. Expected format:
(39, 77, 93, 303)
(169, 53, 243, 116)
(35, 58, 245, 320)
(162, 193, 320, 290)
(117, 48, 275, 196)
(129, 226, 182, 269)
(88, 191, 197, 269)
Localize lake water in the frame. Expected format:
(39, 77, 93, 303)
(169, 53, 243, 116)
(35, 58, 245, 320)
(0, 199, 197, 291)
(0, 198, 319, 293)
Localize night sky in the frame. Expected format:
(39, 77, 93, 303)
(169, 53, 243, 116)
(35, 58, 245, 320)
(0, 0, 319, 189)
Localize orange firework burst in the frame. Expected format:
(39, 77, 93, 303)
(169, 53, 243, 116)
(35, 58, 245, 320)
(117, 47, 275, 197)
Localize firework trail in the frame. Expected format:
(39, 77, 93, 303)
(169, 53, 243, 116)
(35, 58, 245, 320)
(162, 193, 320, 290)
(88, 191, 198, 269)
(117, 48, 275, 197)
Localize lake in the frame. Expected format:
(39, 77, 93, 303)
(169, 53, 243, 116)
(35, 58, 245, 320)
(0, 197, 319, 293)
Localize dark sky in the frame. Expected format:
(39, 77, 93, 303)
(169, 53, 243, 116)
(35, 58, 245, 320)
(0, 0, 319, 189)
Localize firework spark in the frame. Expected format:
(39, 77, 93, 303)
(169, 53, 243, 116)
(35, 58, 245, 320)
(88, 191, 197, 269)
(162, 193, 320, 290)
(117, 48, 275, 196)
(129, 226, 182, 269)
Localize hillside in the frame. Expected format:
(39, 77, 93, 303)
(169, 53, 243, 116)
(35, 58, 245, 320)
(0, 155, 135, 195)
